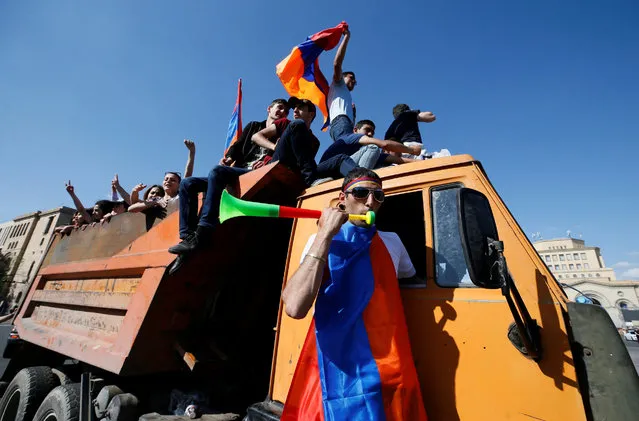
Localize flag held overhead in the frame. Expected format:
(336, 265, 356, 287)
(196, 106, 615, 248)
(276, 22, 348, 130)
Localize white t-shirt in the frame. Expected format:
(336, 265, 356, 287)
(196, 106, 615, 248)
(327, 79, 354, 123)
(301, 231, 416, 279)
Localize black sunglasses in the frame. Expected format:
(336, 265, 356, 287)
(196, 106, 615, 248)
(346, 187, 385, 203)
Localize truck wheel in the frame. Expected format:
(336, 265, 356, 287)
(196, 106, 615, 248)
(33, 384, 80, 421)
(93, 385, 123, 418)
(51, 369, 72, 386)
(0, 366, 60, 421)
(104, 393, 139, 421)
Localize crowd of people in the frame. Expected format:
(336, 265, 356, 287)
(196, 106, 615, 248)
(57, 27, 437, 264)
(52, 26, 436, 419)
(55, 140, 196, 235)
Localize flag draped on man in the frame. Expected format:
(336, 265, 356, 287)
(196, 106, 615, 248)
(276, 22, 348, 130)
(281, 223, 428, 421)
(224, 79, 243, 153)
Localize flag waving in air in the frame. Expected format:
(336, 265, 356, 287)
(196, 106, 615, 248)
(224, 78, 243, 153)
(276, 22, 348, 130)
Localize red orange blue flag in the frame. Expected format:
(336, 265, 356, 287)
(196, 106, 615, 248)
(276, 22, 348, 130)
(224, 78, 243, 153)
(282, 223, 428, 421)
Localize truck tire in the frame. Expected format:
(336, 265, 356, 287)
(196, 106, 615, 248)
(0, 366, 60, 421)
(104, 393, 139, 421)
(93, 385, 123, 418)
(51, 369, 72, 386)
(33, 384, 80, 421)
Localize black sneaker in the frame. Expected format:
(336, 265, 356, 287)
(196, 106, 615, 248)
(168, 232, 197, 255)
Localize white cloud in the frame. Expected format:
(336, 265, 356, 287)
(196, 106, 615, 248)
(614, 261, 633, 268)
(621, 268, 639, 279)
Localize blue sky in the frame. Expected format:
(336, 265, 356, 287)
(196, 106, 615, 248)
(1, 1, 638, 277)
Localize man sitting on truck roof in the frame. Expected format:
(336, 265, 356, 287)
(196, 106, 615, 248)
(280, 167, 427, 421)
(384, 104, 436, 159)
(320, 119, 422, 170)
(168, 100, 360, 272)
(261, 98, 360, 187)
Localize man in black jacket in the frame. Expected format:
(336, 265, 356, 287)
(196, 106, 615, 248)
(221, 98, 290, 169)
(167, 98, 291, 274)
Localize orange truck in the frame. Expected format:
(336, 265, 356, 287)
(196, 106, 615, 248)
(0, 156, 637, 421)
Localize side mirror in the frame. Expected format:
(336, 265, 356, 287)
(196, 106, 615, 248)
(457, 188, 502, 289)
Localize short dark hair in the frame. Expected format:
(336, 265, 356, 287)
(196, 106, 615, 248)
(341, 167, 382, 191)
(355, 119, 375, 131)
(343, 71, 355, 79)
(270, 98, 290, 110)
(289, 98, 316, 122)
(393, 104, 410, 119)
(165, 171, 182, 183)
(143, 185, 165, 200)
(94, 200, 114, 214)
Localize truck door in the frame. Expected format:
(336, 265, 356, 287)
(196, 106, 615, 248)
(376, 182, 586, 421)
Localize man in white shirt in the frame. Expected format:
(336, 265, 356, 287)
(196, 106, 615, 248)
(281, 167, 427, 420)
(327, 25, 358, 142)
(283, 167, 419, 319)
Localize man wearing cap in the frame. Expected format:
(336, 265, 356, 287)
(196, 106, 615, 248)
(254, 97, 359, 187)
(168, 98, 291, 265)
(281, 167, 427, 421)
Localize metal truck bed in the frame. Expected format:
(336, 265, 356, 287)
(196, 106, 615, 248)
(14, 163, 303, 376)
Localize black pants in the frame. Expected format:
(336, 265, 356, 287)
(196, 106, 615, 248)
(272, 120, 357, 186)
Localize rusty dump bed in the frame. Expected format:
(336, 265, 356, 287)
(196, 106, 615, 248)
(14, 163, 304, 376)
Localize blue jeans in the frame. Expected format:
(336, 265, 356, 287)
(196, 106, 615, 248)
(350, 145, 382, 169)
(178, 166, 250, 238)
(329, 115, 354, 142)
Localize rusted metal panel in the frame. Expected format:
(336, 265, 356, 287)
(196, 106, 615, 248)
(41, 278, 140, 294)
(32, 290, 133, 310)
(31, 305, 123, 338)
(113, 278, 140, 293)
(16, 162, 303, 376)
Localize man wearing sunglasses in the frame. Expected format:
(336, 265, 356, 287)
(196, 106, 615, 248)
(281, 167, 427, 421)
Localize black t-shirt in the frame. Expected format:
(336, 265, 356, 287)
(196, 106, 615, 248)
(225, 120, 267, 169)
(384, 110, 422, 144)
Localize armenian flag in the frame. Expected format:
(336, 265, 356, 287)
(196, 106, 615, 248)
(276, 22, 347, 130)
(224, 78, 243, 152)
(282, 223, 427, 421)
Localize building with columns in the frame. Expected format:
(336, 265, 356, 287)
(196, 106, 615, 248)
(533, 237, 639, 328)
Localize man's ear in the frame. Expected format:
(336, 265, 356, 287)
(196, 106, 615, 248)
(337, 191, 346, 210)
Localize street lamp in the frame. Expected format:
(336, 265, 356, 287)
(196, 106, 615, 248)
(560, 283, 594, 304)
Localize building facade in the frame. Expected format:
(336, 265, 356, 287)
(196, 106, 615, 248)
(533, 237, 638, 328)
(0, 207, 74, 310)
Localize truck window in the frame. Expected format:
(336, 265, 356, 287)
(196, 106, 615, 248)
(375, 190, 426, 287)
(431, 184, 473, 287)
